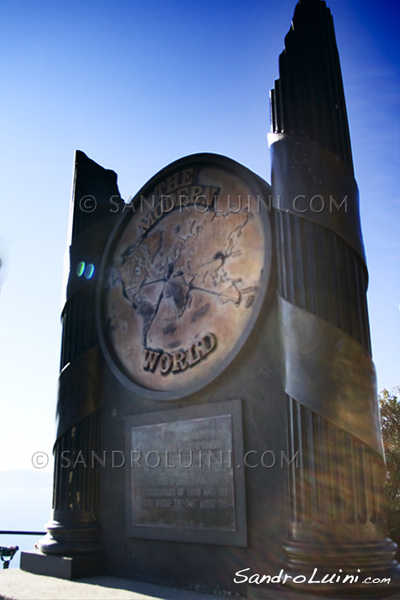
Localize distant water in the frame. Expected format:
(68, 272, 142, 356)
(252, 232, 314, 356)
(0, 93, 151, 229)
(0, 469, 53, 568)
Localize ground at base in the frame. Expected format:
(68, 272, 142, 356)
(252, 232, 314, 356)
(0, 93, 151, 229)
(1, 569, 400, 600)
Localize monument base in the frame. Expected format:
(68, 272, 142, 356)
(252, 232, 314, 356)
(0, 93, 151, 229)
(20, 550, 105, 580)
(266, 538, 400, 598)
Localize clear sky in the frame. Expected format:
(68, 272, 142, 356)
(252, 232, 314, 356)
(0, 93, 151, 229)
(0, 0, 399, 472)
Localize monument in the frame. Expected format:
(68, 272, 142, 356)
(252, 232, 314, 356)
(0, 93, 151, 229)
(21, 0, 400, 597)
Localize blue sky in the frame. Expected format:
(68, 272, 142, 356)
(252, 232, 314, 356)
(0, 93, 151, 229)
(0, 0, 399, 472)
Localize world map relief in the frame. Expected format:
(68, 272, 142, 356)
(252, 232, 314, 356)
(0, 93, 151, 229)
(106, 207, 257, 351)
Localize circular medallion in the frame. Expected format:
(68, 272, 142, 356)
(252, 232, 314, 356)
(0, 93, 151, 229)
(97, 154, 272, 399)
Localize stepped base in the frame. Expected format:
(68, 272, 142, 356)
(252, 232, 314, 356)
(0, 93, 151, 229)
(20, 550, 105, 580)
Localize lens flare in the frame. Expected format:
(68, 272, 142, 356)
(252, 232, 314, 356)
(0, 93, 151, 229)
(84, 263, 95, 280)
(76, 261, 85, 277)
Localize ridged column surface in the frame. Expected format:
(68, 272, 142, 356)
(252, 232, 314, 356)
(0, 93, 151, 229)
(39, 152, 123, 556)
(270, 0, 398, 586)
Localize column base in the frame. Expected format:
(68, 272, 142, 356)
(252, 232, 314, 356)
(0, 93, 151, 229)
(37, 519, 103, 556)
(280, 538, 400, 597)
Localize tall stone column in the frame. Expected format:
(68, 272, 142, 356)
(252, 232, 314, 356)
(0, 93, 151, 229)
(269, 0, 400, 592)
(36, 152, 124, 569)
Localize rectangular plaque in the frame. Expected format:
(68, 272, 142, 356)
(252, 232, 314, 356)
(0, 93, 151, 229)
(126, 400, 246, 546)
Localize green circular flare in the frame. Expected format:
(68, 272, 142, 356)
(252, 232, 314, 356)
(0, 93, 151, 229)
(76, 261, 85, 277)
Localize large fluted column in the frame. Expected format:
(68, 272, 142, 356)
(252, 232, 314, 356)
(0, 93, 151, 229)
(37, 152, 124, 564)
(269, 0, 400, 593)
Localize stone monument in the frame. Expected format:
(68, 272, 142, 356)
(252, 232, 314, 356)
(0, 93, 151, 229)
(21, 0, 400, 597)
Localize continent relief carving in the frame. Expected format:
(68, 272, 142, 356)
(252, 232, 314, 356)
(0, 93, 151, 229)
(100, 161, 269, 394)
